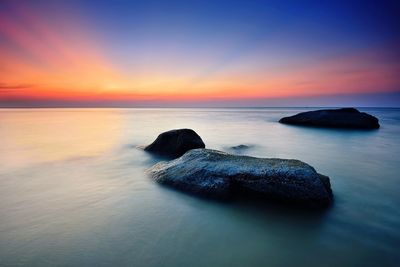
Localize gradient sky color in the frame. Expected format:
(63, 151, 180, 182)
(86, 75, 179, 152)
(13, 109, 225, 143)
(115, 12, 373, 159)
(0, 0, 399, 107)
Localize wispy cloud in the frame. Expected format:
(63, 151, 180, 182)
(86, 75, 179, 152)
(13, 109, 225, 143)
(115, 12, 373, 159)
(0, 83, 34, 92)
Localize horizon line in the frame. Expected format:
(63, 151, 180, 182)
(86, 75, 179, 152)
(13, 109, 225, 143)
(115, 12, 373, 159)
(1, 106, 399, 109)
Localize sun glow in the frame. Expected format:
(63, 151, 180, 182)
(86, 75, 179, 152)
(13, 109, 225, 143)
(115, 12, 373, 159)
(0, 1, 399, 106)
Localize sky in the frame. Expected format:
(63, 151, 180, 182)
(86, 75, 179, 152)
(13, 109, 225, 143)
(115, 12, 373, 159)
(0, 0, 399, 107)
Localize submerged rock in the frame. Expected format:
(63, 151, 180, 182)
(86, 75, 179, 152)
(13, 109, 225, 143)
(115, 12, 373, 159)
(279, 108, 379, 129)
(144, 129, 205, 158)
(147, 149, 333, 207)
(231, 144, 251, 150)
(228, 144, 253, 154)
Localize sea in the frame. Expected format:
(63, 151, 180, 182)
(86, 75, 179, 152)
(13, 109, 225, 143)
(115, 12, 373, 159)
(0, 108, 399, 267)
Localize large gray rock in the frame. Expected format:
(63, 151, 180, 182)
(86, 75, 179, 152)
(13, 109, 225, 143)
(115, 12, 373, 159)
(144, 129, 205, 158)
(279, 108, 379, 129)
(147, 149, 333, 207)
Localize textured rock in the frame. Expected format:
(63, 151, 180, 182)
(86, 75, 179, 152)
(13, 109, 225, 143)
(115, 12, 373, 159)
(279, 108, 379, 129)
(144, 129, 205, 158)
(147, 149, 333, 207)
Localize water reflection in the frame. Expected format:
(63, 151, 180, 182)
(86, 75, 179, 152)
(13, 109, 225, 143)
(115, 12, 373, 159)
(0, 109, 122, 169)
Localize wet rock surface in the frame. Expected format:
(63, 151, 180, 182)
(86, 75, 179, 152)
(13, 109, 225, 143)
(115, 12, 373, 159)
(147, 149, 333, 207)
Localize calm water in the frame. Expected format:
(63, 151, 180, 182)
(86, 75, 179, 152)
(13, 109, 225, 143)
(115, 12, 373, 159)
(0, 108, 399, 267)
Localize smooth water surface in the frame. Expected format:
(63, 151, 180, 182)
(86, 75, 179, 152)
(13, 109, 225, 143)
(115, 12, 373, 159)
(0, 108, 399, 266)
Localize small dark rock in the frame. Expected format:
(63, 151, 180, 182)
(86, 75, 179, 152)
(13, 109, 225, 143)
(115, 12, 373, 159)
(144, 129, 205, 158)
(279, 108, 379, 129)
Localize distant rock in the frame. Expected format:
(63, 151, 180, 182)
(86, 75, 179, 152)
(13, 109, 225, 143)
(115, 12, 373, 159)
(231, 144, 251, 150)
(147, 149, 333, 207)
(144, 129, 205, 158)
(228, 144, 254, 154)
(279, 108, 379, 129)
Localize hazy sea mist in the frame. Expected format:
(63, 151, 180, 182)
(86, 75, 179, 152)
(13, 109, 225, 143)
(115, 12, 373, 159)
(0, 108, 399, 267)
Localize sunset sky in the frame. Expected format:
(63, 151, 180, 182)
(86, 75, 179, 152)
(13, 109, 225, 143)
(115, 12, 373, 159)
(0, 0, 399, 107)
